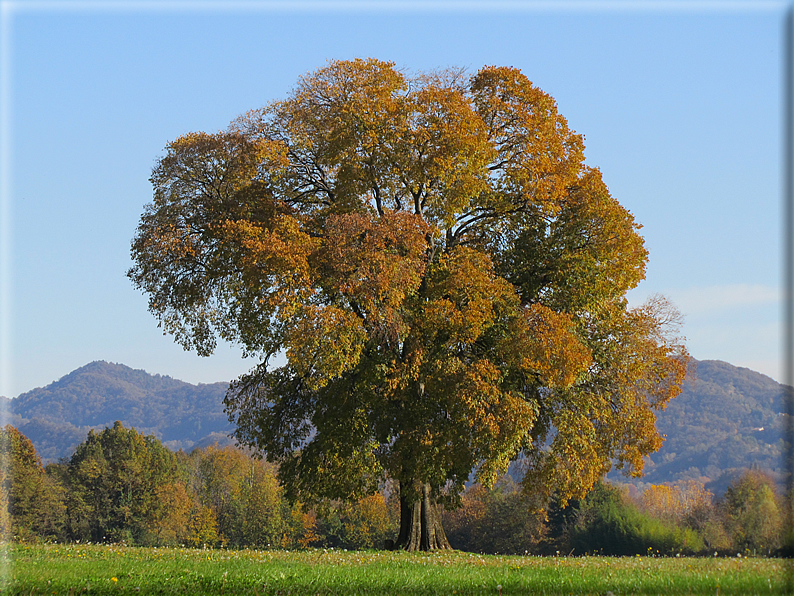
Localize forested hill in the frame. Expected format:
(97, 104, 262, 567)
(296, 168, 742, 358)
(614, 358, 787, 493)
(5, 361, 234, 463)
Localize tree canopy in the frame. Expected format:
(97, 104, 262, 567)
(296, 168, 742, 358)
(129, 58, 687, 550)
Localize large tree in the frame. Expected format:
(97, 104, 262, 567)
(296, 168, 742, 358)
(129, 59, 687, 550)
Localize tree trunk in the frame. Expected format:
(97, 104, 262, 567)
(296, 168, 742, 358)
(395, 481, 452, 551)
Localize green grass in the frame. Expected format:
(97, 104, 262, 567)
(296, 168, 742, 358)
(2, 543, 789, 595)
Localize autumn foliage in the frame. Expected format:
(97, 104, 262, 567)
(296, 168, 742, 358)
(129, 59, 688, 549)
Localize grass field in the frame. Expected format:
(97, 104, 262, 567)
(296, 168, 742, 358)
(2, 543, 789, 595)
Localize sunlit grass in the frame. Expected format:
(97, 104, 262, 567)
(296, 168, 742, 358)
(4, 543, 789, 595)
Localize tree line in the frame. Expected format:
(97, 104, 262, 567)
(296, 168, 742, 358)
(1, 423, 785, 555)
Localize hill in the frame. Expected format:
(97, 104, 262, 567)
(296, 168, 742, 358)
(610, 358, 787, 494)
(5, 361, 235, 462)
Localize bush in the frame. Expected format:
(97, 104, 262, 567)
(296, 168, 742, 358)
(565, 482, 704, 555)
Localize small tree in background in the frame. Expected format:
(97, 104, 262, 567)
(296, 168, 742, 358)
(338, 494, 395, 549)
(185, 504, 220, 548)
(185, 444, 286, 548)
(0, 425, 65, 541)
(148, 480, 193, 546)
(639, 481, 714, 528)
(638, 480, 728, 552)
(721, 470, 782, 554)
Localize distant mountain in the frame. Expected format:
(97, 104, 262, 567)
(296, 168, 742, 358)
(610, 359, 788, 494)
(5, 361, 235, 463)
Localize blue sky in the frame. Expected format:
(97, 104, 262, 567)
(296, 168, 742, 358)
(0, 1, 787, 398)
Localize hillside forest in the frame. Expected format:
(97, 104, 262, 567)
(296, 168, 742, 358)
(1, 421, 786, 557)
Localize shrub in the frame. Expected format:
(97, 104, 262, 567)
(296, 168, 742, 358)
(565, 482, 704, 555)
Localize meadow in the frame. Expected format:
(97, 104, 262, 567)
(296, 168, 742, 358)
(2, 543, 789, 595)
